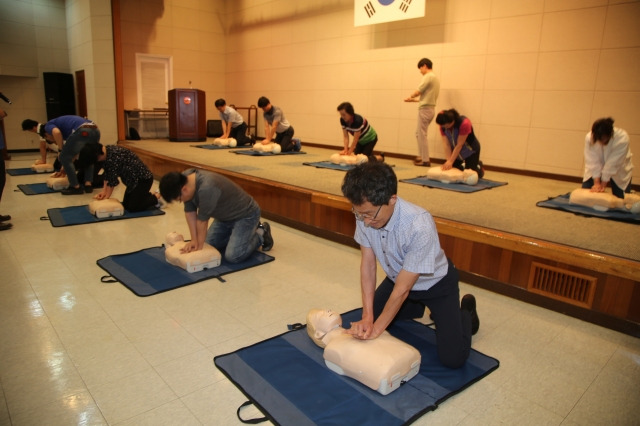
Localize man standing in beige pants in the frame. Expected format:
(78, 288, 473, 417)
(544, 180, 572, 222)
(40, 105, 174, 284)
(405, 58, 440, 167)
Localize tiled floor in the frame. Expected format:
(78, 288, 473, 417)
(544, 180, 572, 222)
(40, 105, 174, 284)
(0, 153, 638, 425)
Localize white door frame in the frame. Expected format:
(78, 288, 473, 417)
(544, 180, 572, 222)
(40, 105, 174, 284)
(135, 53, 173, 109)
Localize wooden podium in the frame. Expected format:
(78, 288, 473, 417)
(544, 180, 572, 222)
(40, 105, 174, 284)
(168, 88, 206, 141)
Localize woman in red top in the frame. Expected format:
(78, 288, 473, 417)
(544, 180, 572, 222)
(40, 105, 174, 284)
(435, 109, 484, 178)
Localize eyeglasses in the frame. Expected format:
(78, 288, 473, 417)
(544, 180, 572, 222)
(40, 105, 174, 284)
(352, 205, 382, 222)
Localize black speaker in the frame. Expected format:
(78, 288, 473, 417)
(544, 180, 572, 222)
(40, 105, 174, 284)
(206, 119, 223, 137)
(43, 72, 76, 120)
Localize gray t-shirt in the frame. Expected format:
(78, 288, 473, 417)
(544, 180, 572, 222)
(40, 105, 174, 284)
(183, 169, 259, 222)
(263, 105, 290, 133)
(219, 106, 244, 128)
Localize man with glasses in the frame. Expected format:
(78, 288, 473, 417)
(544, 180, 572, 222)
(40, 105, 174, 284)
(341, 162, 479, 368)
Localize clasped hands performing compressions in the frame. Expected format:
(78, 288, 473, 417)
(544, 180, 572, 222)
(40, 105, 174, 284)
(306, 308, 421, 395)
(345, 318, 382, 340)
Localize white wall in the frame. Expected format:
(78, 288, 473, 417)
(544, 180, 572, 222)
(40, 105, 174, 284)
(0, 0, 70, 150)
(223, 0, 640, 180)
(66, 0, 117, 144)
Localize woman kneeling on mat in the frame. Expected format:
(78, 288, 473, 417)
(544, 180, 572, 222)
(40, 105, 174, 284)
(337, 102, 384, 162)
(582, 117, 633, 199)
(435, 108, 484, 178)
(78, 144, 162, 212)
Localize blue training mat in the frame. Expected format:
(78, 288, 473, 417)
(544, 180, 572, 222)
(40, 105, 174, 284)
(215, 308, 499, 426)
(6, 167, 47, 176)
(230, 149, 306, 156)
(303, 161, 395, 172)
(400, 176, 508, 193)
(191, 144, 253, 150)
(17, 183, 58, 195)
(303, 161, 355, 171)
(537, 193, 640, 224)
(44, 205, 165, 227)
(97, 246, 275, 296)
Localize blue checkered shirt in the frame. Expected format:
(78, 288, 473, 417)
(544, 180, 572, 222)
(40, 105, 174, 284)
(354, 197, 448, 291)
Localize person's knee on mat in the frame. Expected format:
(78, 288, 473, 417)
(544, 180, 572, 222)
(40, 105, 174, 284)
(223, 248, 251, 264)
(438, 348, 470, 369)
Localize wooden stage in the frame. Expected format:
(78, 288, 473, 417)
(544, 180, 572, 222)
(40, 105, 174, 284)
(122, 141, 640, 337)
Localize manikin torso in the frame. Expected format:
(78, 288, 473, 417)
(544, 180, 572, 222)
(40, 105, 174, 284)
(569, 188, 640, 213)
(164, 232, 221, 273)
(330, 153, 368, 165)
(307, 309, 421, 395)
(426, 166, 478, 185)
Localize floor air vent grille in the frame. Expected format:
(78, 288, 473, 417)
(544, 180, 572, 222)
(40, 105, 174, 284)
(528, 262, 597, 308)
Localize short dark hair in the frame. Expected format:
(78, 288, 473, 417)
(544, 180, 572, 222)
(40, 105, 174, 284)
(591, 117, 614, 144)
(159, 171, 187, 203)
(257, 96, 270, 108)
(341, 162, 397, 206)
(337, 102, 354, 116)
(417, 58, 433, 69)
(22, 119, 39, 131)
(214, 98, 226, 108)
(436, 108, 461, 126)
(77, 142, 103, 169)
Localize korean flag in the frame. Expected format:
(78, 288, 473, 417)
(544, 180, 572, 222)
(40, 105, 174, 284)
(354, 0, 425, 27)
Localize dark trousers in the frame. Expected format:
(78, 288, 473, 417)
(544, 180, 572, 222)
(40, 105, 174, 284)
(582, 177, 631, 199)
(354, 137, 378, 161)
(230, 122, 252, 146)
(454, 146, 481, 172)
(373, 259, 472, 368)
(122, 177, 157, 212)
(275, 126, 295, 152)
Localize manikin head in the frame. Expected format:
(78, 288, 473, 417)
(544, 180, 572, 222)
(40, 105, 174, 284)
(306, 309, 342, 348)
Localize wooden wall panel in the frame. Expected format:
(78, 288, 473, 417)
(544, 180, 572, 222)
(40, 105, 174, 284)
(598, 276, 634, 318)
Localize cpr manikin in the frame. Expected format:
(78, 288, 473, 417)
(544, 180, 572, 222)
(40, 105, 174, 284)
(164, 232, 222, 273)
(306, 308, 421, 395)
(569, 188, 640, 214)
(46, 174, 69, 190)
(252, 142, 281, 153)
(330, 153, 368, 166)
(212, 137, 237, 147)
(31, 163, 54, 173)
(426, 166, 478, 185)
(89, 198, 124, 218)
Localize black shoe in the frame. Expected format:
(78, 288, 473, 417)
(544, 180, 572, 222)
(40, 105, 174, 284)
(84, 184, 93, 193)
(293, 138, 301, 152)
(0, 222, 12, 231)
(461, 294, 480, 335)
(61, 186, 84, 195)
(477, 161, 485, 179)
(259, 222, 274, 251)
(0, 214, 11, 222)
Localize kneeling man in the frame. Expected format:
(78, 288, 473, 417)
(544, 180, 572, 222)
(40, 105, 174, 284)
(341, 162, 479, 368)
(159, 169, 273, 263)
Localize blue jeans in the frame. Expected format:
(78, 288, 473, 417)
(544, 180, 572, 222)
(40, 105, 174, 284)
(205, 207, 263, 263)
(60, 127, 100, 187)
